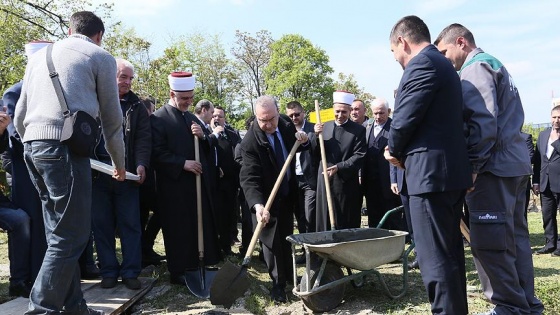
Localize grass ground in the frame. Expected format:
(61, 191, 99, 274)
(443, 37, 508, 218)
(0, 210, 558, 314)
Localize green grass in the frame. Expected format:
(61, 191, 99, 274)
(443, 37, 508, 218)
(1, 211, 558, 314)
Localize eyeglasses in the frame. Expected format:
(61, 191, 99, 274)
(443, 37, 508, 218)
(288, 112, 301, 118)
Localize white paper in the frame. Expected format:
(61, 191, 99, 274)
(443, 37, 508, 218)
(90, 159, 141, 181)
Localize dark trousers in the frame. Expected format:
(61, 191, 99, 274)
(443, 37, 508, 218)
(11, 154, 46, 283)
(365, 180, 403, 229)
(466, 173, 543, 315)
(217, 179, 238, 254)
(539, 186, 560, 250)
(254, 199, 294, 288)
(297, 176, 316, 233)
(139, 176, 161, 255)
(409, 190, 467, 315)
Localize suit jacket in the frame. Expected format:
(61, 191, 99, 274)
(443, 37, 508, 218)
(298, 120, 318, 190)
(389, 45, 471, 195)
(239, 114, 302, 246)
(362, 117, 393, 199)
(533, 128, 560, 193)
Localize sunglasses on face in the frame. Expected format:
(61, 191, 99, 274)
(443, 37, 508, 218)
(288, 112, 301, 118)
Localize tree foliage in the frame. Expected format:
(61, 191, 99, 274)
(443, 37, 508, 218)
(231, 30, 273, 107)
(334, 72, 376, 110)
(0, 0, 111, 91)
(264, 34, 334, 113)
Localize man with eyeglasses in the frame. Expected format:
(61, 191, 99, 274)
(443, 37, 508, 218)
(285, 101, 318, 258)
(313, 91, 366, 231)
(239, 95, 309, 303)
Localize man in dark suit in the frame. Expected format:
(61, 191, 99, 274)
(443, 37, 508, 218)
(239, 95, 308, 303)
(151, 73, 222, 285)
(286, 101, 317, 235)
(313, 91, 366, 231)
(385, 16, 472, 314)
(533, 105, 560, 256)
(362, 98, 402, 229)
(436, 23, 543, 315)
(211, 105, 242, 256)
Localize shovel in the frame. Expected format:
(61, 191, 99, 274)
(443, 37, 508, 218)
(210, 139, 301, 307)
(185, 135, 217, 299)
(315, 100, 337, 231)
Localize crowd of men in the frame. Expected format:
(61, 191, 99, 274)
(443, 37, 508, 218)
(0, 10, 553, 315)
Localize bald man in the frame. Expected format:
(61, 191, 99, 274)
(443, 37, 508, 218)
(362, 98, 403, 229)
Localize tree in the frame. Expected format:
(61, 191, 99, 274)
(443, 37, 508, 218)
(103, 24, 154, 98)
(264, 34, 334, 113)
(231, 30, 273, 107)
(334, 72, 376, 108)
(0, 0, 112, 91)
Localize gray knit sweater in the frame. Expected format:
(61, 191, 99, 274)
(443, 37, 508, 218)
(15, 34, 125, 169)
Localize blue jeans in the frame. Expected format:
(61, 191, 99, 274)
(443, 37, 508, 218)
(92, 172, 141, 279)
(24, 140, 92, 314)
(0, 205, 31, 284)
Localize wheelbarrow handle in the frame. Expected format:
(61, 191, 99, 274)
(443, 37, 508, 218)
(243, 140, 301, 266)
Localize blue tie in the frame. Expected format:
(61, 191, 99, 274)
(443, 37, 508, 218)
(273, 131, 289, 197)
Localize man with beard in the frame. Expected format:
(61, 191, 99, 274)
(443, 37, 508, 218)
(151, 72, 222, 285)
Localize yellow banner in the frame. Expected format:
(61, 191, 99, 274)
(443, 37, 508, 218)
(308, 108, 335, 123)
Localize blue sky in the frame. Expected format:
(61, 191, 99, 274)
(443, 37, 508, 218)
(94, 0, 560, 124)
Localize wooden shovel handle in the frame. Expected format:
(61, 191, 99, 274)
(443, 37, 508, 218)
(243, 140, 301, 264)
(315, 100, 336, 230)
(460, 218, 470, 244)
(195, 135, 204, 260)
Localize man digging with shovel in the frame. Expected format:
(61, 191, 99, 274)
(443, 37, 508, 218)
(227, 95, 309, 304)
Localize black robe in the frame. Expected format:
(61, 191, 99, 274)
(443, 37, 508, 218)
(151, 104, 221, 273)
(312, 120, 366, 231)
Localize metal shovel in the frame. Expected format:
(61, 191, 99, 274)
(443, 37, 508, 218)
(185, 135, 217, 299)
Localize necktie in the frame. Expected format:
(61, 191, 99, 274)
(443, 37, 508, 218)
(273, 131, 289, 197)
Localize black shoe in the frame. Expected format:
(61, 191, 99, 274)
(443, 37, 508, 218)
(270, 285, 287, 303)
(81, 265, 101, 280)
(122, 277, 141, 290)
(535, 246, 556, 254)
(295, 255, 306, 265)
(552, 249, 560, 257)
(100, 277, 118, 289)
(8, 281, 31, 297)
(170, 273, 186, 285)
(408, 259, 419, 270)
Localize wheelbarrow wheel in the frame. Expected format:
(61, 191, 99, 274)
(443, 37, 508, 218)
(299, 262, 345, 313)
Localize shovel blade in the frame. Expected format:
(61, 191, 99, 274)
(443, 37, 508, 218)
(210, 261, 250, 307)
(185, 267, 218, 299)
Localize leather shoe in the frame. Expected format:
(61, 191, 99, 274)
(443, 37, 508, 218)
(123, 277, 141, 290)
(9, 281, 31, 297)
(408, 259, 419, 270)
(100, 277, 117, 289)
(81, 264, 101, 280)
(170, 273, 186, 285)
(552, 249, 560, 257)
(535, 246, 555, 255)
(270, 285, 287, 303)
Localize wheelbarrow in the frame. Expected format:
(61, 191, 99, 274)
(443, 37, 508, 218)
(286, 206, 415, 313)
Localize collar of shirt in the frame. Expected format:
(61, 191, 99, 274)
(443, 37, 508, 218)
(335, 119, 349, 126)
